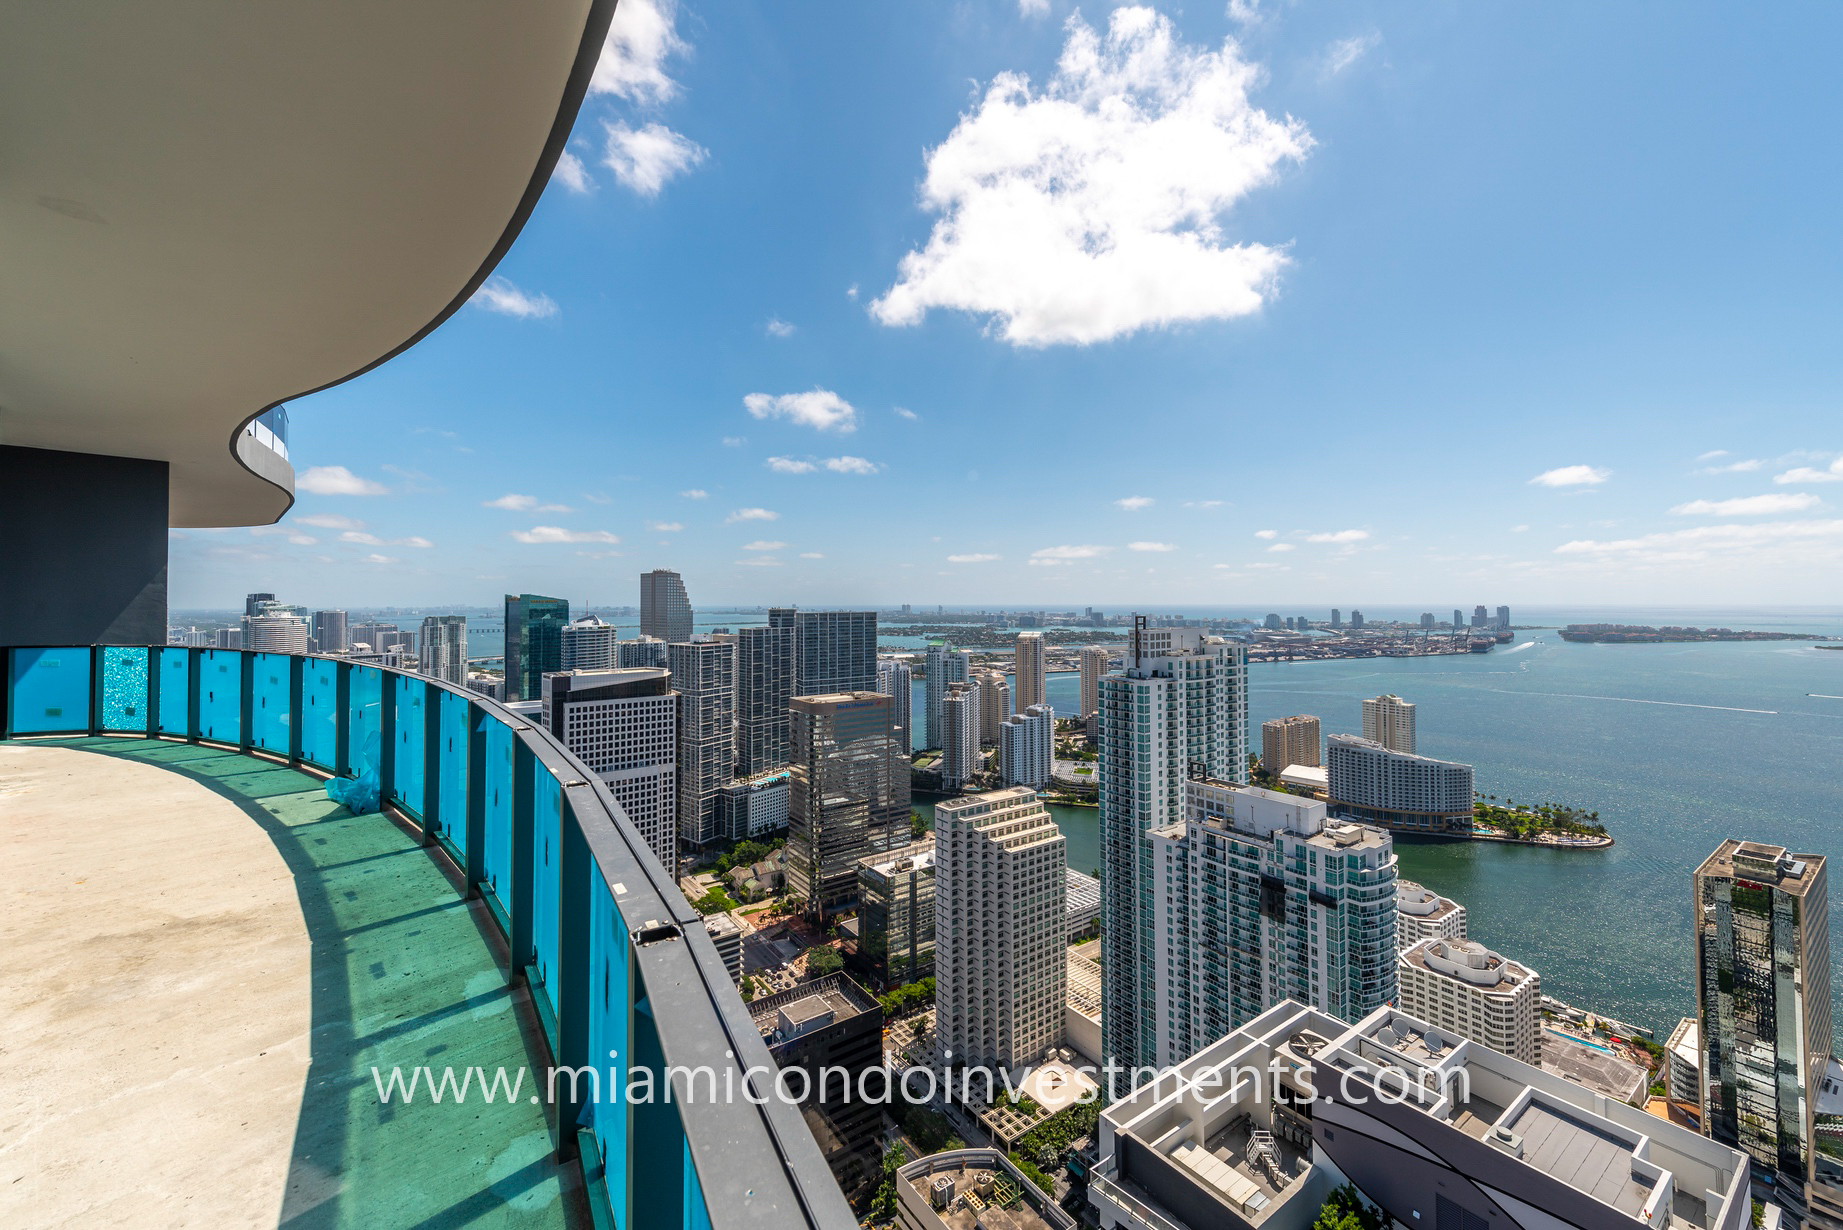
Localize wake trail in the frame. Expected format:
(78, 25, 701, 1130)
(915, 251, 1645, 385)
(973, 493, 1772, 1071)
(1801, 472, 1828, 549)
(1486, 689, 1777, 715)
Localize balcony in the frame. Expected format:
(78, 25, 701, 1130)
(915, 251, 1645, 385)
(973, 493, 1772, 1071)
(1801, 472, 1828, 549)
(2, 645, 852, 1229)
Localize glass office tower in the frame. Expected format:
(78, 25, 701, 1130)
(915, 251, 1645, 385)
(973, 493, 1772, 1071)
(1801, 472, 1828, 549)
(504, 593, 569, 702)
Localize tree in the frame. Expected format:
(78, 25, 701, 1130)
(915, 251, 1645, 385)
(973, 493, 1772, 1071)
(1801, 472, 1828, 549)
(806, 946, 844, 977)
(1313, 1185, 1387, 1230)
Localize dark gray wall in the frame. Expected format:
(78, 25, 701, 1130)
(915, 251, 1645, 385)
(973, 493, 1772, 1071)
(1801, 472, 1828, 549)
(0, 445, 168, 646)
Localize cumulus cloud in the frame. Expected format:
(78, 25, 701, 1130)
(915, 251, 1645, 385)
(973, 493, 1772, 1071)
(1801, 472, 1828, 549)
(1697, 450, 1728, 461)
(1184, 499, 1224, 509)
(297, 465, 387, 495)
(870, 7, 1310, 347)
(511, 527, 622, 544)
(767, 457, 818, 474)
(1698, 458, 1763, 474)
(680, 489, 709, 499)
(948, 553, 1001, 563)
(1321, 32, 1380, 78)
(744, 389, 858, 432)
(894, 407, 919, 420)
(1129, 541, 1177, 552)
(736, 557, 783, 567)
(824, 456, 880, 474)
(1254, 529, 1278, 539)
(1305, 529, 1369, 543)
(726, 508, 779, 523)
(647, 520, 684, 532)
(590, 0, 687, 103)
(1267, 542, 1295, 553)
(1554, 520, 1843, 564)
(470, 276, 559, 319)
(765, 317, 796, 338)
(1019, 0, 1051, 15)
(1530, 465, 1611, 488)
(553, 150, 592, 194)
(799, 552, 825, 559)
(296, 513, 364, 529)
(1030, 544, 1111, 566)
(1774, 457, 1843, 484)
(484, 494, 537, 510)
(1670, 493, 1822, 516)
(722, 436, 746, 447)
(361, 554, 399, 565)
(743, 540, 787, 551)
(604, 121, 706, 196)
(1115, 496, 1154, 511)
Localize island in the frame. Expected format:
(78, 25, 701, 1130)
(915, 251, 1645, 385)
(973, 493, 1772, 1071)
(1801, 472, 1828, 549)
(1473, 797, 1612, 848)
(1560, 623, 1837, 643)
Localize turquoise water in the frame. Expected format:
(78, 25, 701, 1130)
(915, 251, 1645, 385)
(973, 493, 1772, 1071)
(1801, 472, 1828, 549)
(920, 636, 1843, 1036)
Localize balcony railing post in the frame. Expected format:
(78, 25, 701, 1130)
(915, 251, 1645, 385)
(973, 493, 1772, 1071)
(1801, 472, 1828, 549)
(510, 736, 536, 979)
(186, 648, 201, 743)
(145, 648, 160, 739)
(555, 794, 591, 1164)
(421, 680, 440, 846)
(378, 672, 397, 804)
(465, 702, 486, 898)
(239, 650, 254, 753)
(88, 645, 103, 736)
(288, 656, 304, 766)
(335, 660, 351, 777)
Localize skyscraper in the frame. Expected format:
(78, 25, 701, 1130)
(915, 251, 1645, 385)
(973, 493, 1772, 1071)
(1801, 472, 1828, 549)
(974, 668, 1009, 745)
(1397, 938, 1540, 1065)
(559, 616, 618, 671)
(924, 644, 972, 750)
(311, 609, 348, 654)
(934, 787, 1067, 1071)
(244, 592, 275, 619)
(770, 608, 878, 695)
(736, 624, 795, 775)
(1078, 647, 1109, 719)
(247, 612, 308, 654)
(1472, 604, 1488, 628)
(1330, 608, 1342, 629)
(1349, 610, 1365, 629)
(1452, 608, 1464, 630)
(939, 681, 982, 791)
(785, 692, 909, 916)
(875, 659, 913, 752)
(1328, 734, 1473, 834)
(1695, 840, 1834, 1219)
(617, 635, 668, 669)
(1012, 630, 1046, 714)
(857, 838, 935, 986)
(1099, 622, 1248, 1074)
(640, 569, 693, 644)
(504, 593, 569, 701)
(541, 668, 678, 868)
(418, 615, 467, 685)
(1361, 693, 1417, 752)
(999, 703, 1053, 788)
(1497, 605, 1512, 629)
(1261, 714, 1322, 772)
(669, 640, 735, 848)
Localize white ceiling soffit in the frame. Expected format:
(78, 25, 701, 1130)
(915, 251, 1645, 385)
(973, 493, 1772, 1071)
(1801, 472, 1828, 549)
(0, 1, 612, 527)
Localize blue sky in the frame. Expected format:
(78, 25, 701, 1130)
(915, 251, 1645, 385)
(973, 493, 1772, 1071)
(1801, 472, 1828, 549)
(174, 1, 1843, 610)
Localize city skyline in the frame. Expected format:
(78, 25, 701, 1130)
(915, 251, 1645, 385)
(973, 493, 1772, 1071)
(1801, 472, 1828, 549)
(165, 1, 1843, 610)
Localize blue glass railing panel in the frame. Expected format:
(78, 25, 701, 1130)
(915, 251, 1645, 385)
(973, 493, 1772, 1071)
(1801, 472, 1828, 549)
(300, 657, 338, 769)
(481, 712, 513, 907)
(349, 666, 381, 771)
(589, 865, 631, 1223)
(684, 1138, 714, 1230)
(198, 650, 241, 743)
(251, 654, 292, 753)
(7, 648, 89, 734)
(100, 647, 149, 732)
(391, 674, 426, 818)
(532, 771, 562, 996)
(157, 649, 189, 734)
(436, 689, 469, 843)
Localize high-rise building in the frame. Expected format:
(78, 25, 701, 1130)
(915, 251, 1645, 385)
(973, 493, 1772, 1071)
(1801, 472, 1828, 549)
(1330, 608, 1342, 628)
(1078, 647, 1109, 719)
(1420, 611, 1436, 629)
(939, 681, 982, 791)
(244, 592, 275, 619)
(539, 668, 678, 868)
(617, 635, 668, 669)
(1452, 607, 1465, 630)
(717, 769, 791, 841)
(1099, 623, 1248, 1074)
(640, 569, 693, 644)
(1472, 604, 1488, 628)
(1012, 631, 1045, 714)
(1361, 692, 1416, 752)
(1396, 880, 1468, 948)
(735, 624, 795, 775)
(1260, 714, 1321, 772)
(503, 593, 568, 701)
(770, 608, 878, 695)
(934, 787, 1067, 1071)
(669, 640, 735, 848)
(856, 838, 935, 987)
(246, 612, 308, 654)
(974, 668, 1009, 744)
(213, 626, 244, 650)
(1147, 780, 1397, 1066)
(418, 615, 467, 685)
(1349, 609, 1365, 629)
(311, 610, 348, 654)
(350, 620, 409, 654)
(875, 659, 913, 752)
(785, 692, 908, 915)
(1396, 937, 1541, 1065)
(1497, 604, 1512, 629)
(1327, 734, 1474, 834)
(1694, 840, 1834, 1220)
(999, 703, 1053, 788)
(748, 975, 885, 1197)
(559, 616, 618, 671)
(924, 644, 972, 750)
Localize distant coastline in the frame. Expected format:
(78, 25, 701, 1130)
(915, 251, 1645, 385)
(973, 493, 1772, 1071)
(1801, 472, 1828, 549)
(1559, 623, 1838, 644)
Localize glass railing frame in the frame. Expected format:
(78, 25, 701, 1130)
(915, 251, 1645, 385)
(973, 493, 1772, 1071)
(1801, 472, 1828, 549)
(1, 644, 855, 1230)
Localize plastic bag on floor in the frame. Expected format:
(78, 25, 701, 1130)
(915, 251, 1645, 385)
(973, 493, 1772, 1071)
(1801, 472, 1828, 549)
(326, 729, 382, 814)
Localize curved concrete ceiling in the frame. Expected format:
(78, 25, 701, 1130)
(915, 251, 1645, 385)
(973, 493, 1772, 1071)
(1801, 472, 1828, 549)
(0, 1, 613, 527)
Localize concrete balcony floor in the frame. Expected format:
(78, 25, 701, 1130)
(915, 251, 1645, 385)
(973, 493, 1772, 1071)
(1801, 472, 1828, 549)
(0, 738, 583, 1229)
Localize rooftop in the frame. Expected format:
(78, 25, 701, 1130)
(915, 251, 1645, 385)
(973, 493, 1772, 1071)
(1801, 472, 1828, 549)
(1695, 839, 1826, 895)
(897, 1149, 1073, 1230)
(1402, 938, 1535, 991)
(748, 973, 880, 1047)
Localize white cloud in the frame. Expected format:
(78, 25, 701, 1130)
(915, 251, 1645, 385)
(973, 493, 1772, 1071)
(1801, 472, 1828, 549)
(296, 513, 364, 529)
(845, 283, 859, 300)
(680, 488, 709, 499)
(1773, 457, 1843, 484)
(1226, 0, 1263, 26)
(1129, 541, 1177, 552)
(743, 540, 787, 551)
(1554, 519, 1843, 564)
(603, 121, 706, 196)
(799, 552, 824, 559)
(297, 465, 387, 496)
(590, 0, 686, 103)
(1019, 0, 1051, 15)
(1254, 529, 1278, 539)
(736, 557, 783, 567)
(1530, 465, 1611, 488)
(583, 492, 612, 504)
(894, 407, 919, 420)
(398, 536, 433, 548)
(726, 507, 779, 523)
(722, 436, 746, 447)
(361, 554, 399, 565)
(1115, 496, 1154, 511)
(870, 7, 1310, 347)
(1321, 32, 1380, 78)
(289, 535, 317, 546)
(1670, 493, 1822, 516)
(1305, 529, 1369, 543)
(484, 494, 538, 510)
(1698, 458, 1763, 474)
(1030, 544, 1111, 566)
(553, 149, 592, 194)
(1510, 524, 1530, 533)
(948, 553, 1001, 563)
(647, 520, 684, 532)
(743, 389, 858, 433)
(824, 456, 881, 475)
(340, 531, 385, 545)
(767, 456, 818, 473)
(1184, 499, 1224, 509)
(510, 527, 621, 544)
(1267, 542, 1295, 552)
(1697, 450, 1729, 461)
(765, 317, 796, 338)
(469, 276, 559, 319)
